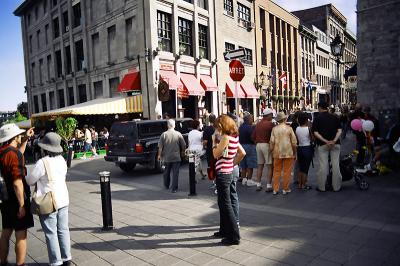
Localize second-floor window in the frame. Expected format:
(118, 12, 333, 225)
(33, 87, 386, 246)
(224, 0, 233, 16)
(198, 24, 208, 59)
(53, 17, 60, 38)
(157, 11, 172, 52)
(225, 42, 235, 52)
(240, 47, 253, 65)
(238, 3, 251, 23)
(75, 40, 85, 71)
(73, 2, 81, 28)
(178, 18, 192, 56)
(198, 0, 207, 9)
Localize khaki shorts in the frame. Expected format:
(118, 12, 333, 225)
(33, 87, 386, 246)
(256, 143, 272, 165)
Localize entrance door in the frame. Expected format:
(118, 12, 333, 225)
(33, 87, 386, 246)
(162, 90, 176, 118)
(182, 96, 197, 119)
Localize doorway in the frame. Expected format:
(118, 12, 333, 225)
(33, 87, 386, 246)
(182, 96, 197, 119)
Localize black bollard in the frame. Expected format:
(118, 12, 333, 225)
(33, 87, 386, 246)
(66, 143, 73, 168)
(188, 152, 197, 196)
(99, 171, 113, 230)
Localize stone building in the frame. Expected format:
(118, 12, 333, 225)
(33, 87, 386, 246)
(299, 24, 317, 109)
(214, 0, 258, 115)
(312, 25, 331, 104)
(14, 0, 217, 120)
(357, 0, 400, 121)
(293, 4, 350, 106)
(254, 0, 300, 112)
(343, 28, 357, 103)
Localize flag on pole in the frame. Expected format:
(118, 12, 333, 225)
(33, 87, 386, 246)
(279, 72, 287, 89)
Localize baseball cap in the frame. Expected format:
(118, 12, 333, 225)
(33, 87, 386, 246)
(262, 108, 273, 116)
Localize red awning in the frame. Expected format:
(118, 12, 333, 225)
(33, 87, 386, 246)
(159, 70, 184, 90)
(200, 75, 218, 92)
(225, 81, 246, 98)
(117, 72, 141, 93)
(180, 73, 205, 96)
(240, 83, 259, 98)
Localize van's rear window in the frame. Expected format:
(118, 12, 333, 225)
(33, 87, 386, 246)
(110, 123, 135, 138)
(138, 122, 167, 138)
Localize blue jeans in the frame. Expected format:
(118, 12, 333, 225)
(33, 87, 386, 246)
(216, 172, 240, 241)
(163, 162, 181, 191)
(39, 206, 72, 266)
(231, 168, 239, 224)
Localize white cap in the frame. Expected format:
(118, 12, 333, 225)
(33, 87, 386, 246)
(262, 108, 273, 116)
(0, 123, 26, 143)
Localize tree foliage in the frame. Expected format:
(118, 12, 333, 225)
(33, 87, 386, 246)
(55, 117, 78, 150)
(6, 112, 28, 124)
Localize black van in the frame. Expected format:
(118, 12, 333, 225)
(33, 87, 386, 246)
(104, 118, 192, 173)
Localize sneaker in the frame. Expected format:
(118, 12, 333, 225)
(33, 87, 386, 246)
(273, 191, 279, 195)
(265, 184, 273, 192)
(256, 184, 262, 191)
(282, 189, 291, 195)
(242, 178, 248, 186)
(246, 179, 257, 187)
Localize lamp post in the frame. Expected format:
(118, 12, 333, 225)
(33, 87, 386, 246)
(330, 34, 345, 106)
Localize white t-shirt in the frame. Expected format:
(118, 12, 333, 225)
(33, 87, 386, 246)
(296, 126, 311, 147)
(26, 155, 69, 209)
(188, 129, 204, 152)
(84, 129, 92, 144)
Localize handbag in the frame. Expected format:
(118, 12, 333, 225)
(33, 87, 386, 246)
(207, 155, 217, 181)
(31, 157, 57, 215)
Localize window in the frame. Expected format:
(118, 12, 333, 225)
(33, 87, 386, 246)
(107, 25, 116, 62)
(94, 81, 103, 99)
(67, 87, 74, 105)
(239, 47, 252, 65)
(58, 89, 65, 108)
(198, 24, 208, 59)
(55, 50, 62, 77)
(225, 42, 235, 52)
(109, 77, 120, 97)
(31, 62, 35, 85)
(75, 40, 84, 71)
(63, 11, 69, 33)
(53, 17, 60, 38)
(106, 0, 113, 12)
(178, 18, 192, 56)
(92, 33, 100, 67)
(49, 91, 55, 110)
(46, 55, 51, 81)
(238, 3, 251, 23)
(73, 2, 81, 28)
(126, 17, 135, 56)
(52, 0, 57, 8)
(65, 45, 72, 74)
(34, 95, 39, 113)
(41, 93, 47, 112)
(183, 0, 193, 3)
(35, 6, 39, 21)
(78, 84, 87, 103)
(224, 0, 233, 16)
(36, 30, 40, 50)
(157, 11, 172, 52)
(43, 0, 47, 14)
(29, 35, 33, 53)
(45, 24, 49, 45)
(27, 14, 31, 26)
(39, 59, 43, 84)
(198, 0, 207, 9)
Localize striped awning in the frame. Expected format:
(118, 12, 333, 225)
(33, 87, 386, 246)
(31, 95, 143, 120)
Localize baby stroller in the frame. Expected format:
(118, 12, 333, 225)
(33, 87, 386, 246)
(327, 154, 370, 190)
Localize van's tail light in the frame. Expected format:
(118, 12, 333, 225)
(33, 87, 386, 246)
(105, 143, 109, 152)
(135, 143, 144, 153)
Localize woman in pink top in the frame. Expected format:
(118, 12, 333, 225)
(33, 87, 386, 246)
(212, 115, 245, 245)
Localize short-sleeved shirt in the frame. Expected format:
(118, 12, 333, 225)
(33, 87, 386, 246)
(312, 112, 342, 146)
(158, 129, 186, 163)
(239, 123, 255, 145)
(270, 124, 297, 159)
(188, 129, 203, 151)
(84, 129, 92, 144)
(252, 118, 274, 143)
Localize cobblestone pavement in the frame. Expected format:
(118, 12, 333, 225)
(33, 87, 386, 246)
(1, 135, 400, 265)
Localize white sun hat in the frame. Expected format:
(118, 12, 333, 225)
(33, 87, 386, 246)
(0, 123, 26, 144)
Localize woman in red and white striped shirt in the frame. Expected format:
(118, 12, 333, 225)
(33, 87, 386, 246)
(212, 115, 245, 245)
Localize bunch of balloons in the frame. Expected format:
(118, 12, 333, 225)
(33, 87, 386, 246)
(350, 119, 374, 132)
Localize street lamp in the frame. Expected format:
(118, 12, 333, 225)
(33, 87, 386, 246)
(330, 34, 345, 105)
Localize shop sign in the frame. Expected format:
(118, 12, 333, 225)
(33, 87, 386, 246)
(158, 80, 170, 102)
(160, 64, 174, 71)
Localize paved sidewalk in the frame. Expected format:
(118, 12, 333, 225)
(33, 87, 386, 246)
(1, 135, 400, 265)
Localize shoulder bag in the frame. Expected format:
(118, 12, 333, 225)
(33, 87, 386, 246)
(31, 157, 57, 215)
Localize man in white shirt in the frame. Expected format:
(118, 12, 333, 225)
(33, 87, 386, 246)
(82, 125, 92, 159)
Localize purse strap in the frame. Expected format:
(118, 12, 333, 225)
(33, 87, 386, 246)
(40, 157, 54, 192)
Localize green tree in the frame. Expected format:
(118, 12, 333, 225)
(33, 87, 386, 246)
(55, 117, 78, 151)
(6, 111, 27, 124)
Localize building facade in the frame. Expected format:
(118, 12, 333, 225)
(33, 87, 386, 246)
(254, 0, 300, 112)
(299, 24, 317, 109)
(343, 28, 357, 103)
(293, 4, 350, 106)
(357, 0, 400, 118)
(15, 0, 217, 120)
(215, 0, 257, 115)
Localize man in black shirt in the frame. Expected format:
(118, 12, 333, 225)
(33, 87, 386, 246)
(202, 114, 216, 166)
(312, 102, 342, 192)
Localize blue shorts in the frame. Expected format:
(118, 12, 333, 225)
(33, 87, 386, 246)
(240, 144, 257, 169)
(84, 142, 92, 152)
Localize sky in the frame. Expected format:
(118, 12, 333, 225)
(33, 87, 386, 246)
(0, 0, 357, 112)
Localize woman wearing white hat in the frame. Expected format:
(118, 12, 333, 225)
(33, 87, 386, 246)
(26, 132, 72, 266)
(0, 123, 35, 266)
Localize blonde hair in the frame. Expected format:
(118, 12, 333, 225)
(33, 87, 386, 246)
(216, 115, 238, 136)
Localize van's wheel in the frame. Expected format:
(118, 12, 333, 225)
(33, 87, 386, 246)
(154, 155, 165, 173)
(119, 163, 136, 172)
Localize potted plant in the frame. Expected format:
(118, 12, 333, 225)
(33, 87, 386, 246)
(271, 95, 278, 101)
(55, 117, 78, 166)
(277, 96, 283, 102)
(283, 95, 289, 100)
(289, 96, 295, 101)
(294, 96, 300, 101)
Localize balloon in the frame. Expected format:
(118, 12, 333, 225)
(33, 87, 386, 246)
(362, 120, 375, 132)
(351, 119, 363, 132)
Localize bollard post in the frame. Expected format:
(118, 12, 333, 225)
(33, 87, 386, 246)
(66, 143, 73, 168)
(188, 151, 197, 196)
(99, 171, 113, 230)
